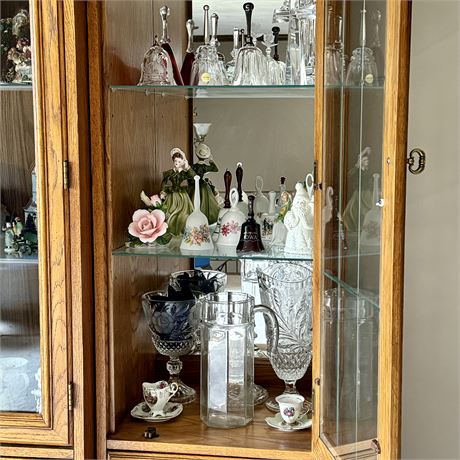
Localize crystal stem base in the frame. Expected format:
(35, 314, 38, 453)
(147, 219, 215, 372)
(167, 357, 196, 404)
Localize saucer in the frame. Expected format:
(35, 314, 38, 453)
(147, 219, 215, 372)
(130, 401, 183, 422)
(265, 413, 312, 432)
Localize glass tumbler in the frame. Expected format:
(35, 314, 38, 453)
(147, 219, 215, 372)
(200, 292, 278, 428)
(257, 262, 313, 412)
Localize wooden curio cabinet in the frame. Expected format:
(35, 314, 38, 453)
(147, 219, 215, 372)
(87, 1, 411, 459)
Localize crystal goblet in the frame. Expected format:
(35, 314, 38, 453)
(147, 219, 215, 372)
(257, 262, 313, 412)
(142, 290, 199, 404)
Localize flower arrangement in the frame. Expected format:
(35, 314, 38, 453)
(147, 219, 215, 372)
(127, 191, 172, 246)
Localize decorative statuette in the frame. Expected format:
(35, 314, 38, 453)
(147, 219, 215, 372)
(237, 195, 264, 253)
(284, 183, 313, 256)
(181, 175, 214, 253)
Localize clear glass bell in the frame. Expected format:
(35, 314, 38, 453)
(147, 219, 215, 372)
(138, 36, 175, 86)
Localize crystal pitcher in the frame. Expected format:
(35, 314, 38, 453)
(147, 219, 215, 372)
(200, 292, 278, 428)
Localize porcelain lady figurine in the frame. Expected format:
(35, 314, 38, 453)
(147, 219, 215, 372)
(284, 183, 314, 256)
(180, 175, 214, 253)
(191, 124, 220, 225)
(161, 148, 195, 236)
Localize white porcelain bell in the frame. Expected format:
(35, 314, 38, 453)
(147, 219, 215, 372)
(284, 182, 314, 256)
(180, 175, 214, 253)
(217, 188, 246, 249)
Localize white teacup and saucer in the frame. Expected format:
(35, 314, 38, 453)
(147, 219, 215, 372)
(265, 395, 312, 432)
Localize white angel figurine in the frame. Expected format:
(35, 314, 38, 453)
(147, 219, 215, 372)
(284, 183, 314, 256)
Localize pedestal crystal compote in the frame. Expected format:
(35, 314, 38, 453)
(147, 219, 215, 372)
(257, 262, 313, 412)
(142, 287, 199, 404)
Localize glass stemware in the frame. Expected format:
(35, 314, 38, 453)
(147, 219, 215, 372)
(138, 35, 175, 86)
(190, 5, 228, 86)
(257, 262, 313, 412)
(346, 9, 378, 87)
(142, 289, 199, 404)
(233, 3, 268, 86)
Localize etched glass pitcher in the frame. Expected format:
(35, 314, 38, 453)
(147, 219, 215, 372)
(200, 292, 278, 428)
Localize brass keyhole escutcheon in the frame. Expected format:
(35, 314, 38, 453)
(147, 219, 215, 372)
(407, 148, 426, 175)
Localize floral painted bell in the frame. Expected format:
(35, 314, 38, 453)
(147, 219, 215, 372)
(217, 188, 246, 249)
(181, 176, 214, 253)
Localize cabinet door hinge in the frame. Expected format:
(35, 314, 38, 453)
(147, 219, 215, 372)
(313, 161, 322, 190)
(68, 382, 74, 411)
(63, 160, 70, 189)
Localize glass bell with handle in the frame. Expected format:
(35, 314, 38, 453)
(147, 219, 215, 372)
(138, 35, 175, 86)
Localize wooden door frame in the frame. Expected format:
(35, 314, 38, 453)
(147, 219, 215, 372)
(312, 1, 412, 459)
(0, 0, 94, 456)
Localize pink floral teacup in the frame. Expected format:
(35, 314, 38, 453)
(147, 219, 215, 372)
(276, 394, 304, 426)
(142, 380, 178, 416)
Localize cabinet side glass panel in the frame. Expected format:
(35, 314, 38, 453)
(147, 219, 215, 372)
(0, 0, 40, 414)
(320, 0, 386, 453)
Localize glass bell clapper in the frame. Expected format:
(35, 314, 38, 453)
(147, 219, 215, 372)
(266, 27, 286, 85)
(138, 35, 175, 86)
(190, 5, 227, 86)
(180, 175, 214, 254)
(180, 19, 199, 85)
(360, 173, 381, 248)
(346, 8, 378, 87)
(226, 28, 240, 83)
(235, 162, 248, 216)
(210, 13, 229, 84)
(200, 292, 279, 428)
(237, 195, 265, 253)
(233, 3, 269, 86)
(159, 5, 184, 85)
(253, 176, 269, 223)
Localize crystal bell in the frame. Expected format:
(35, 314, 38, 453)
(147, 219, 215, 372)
(138, 35, 175, 86)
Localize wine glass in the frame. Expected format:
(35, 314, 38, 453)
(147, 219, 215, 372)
(233, 3, 268, 86)
(257, 262, 313, 412)
(142, 289, 199, 404)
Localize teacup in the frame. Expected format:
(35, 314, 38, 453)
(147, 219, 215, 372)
(276, 394, 304, 426)
(142, 380, 179, 416)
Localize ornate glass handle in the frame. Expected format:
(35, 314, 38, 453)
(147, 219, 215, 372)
(254, 304, 279, 356)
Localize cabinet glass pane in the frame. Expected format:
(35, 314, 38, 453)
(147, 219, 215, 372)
(0, 1, 40, 414)
(320, 0, 386, 452)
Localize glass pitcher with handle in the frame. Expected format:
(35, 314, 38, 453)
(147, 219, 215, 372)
(200, 292, 278, 428)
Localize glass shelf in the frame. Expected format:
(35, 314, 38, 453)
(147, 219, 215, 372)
(325, 78, 385, 91)
(0, 82, 33, 91)
(110, 84, 315, 99)
(113, 243, 313, 263)
(323, 271, 379, 310)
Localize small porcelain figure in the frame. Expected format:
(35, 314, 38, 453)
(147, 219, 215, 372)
(271, 189, 292, 248)
(161, 148, 195, 236)
(2, 222, 16, 254)
(13, 217, 23, 236)
(180, 176, 214, 253)
(253, 176, 269, 223)
(191, 124, 220, 225)
(217, 188, 246, 249)
(284, 183, 314, 256)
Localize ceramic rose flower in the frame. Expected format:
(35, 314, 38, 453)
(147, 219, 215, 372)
(128, 209, 168, 243)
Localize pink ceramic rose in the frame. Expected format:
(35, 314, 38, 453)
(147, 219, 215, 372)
(150, 194, 162, 206)
(128, 209, 168, 243)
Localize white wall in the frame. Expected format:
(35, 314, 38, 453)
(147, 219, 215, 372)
(402, 1, 460, 459)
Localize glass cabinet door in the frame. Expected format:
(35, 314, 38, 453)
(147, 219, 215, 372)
(0, 0, 71, 445)
(317, 0, 410, 457)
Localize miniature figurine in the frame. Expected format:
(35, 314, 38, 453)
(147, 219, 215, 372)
(284, 183, 314, 256)
(13, 217, 23, 236)
(2, 222, 16, 254)
(191, 124, 220, 225)
(161, 148, 195, 236)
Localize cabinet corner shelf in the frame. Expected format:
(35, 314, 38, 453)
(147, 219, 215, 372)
(112, 244, 313, 263)
(109, 84, 315, 99)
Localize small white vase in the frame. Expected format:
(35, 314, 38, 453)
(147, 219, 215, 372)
(180, 175, 214, 253)
(217, 188, 246, 249)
